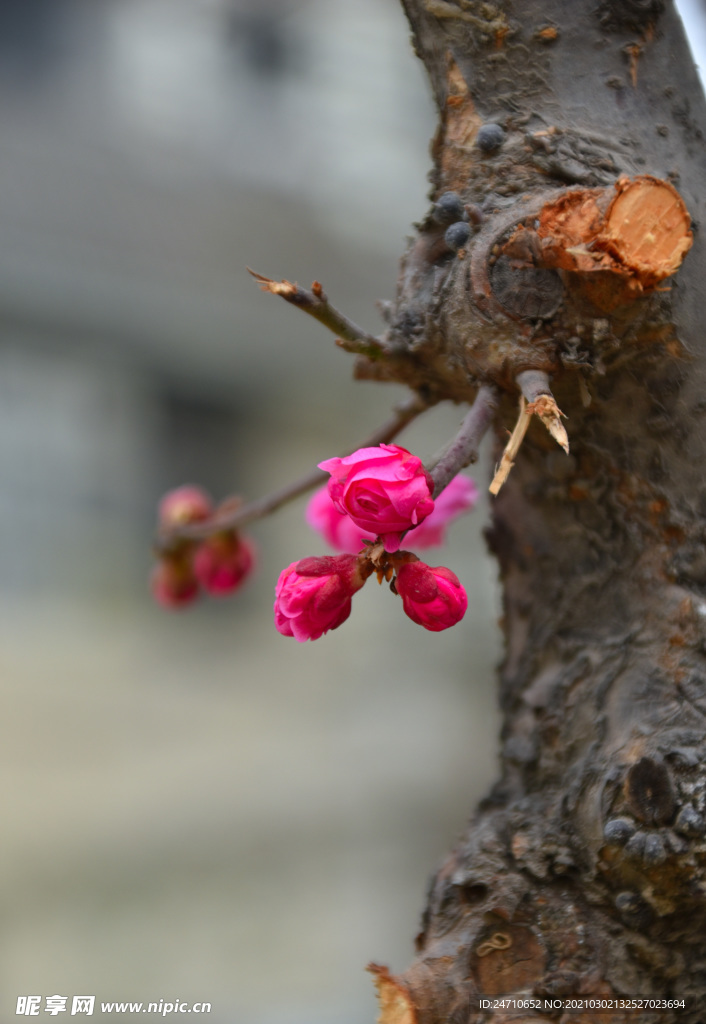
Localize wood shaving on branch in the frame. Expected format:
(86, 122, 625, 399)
(489, 382, 569, 496)
(489, 397, 532, 496)
(367, 963, 418, 1024)
(527, 394, 569, 453)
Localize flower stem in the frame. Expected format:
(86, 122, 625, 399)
(158, 393, 430, 548)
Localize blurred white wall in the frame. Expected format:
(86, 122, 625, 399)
(0, 2, 503, 1022)
(4, 0, 703, 1020)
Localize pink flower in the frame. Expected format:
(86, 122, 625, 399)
(159, 485, 212, 528)
(318, 444, 435, 553)
(408, 475, 479, 547)
(151, 556, 199, 609)
(395, 560, 468, 632)
(274, 554, 367, 642)
(306, 474, 478, 553)
(306, 485, 370, 553)
(194, 532, 256, 596)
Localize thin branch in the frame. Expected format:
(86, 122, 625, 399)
(427, 384, 499, 496)
(515, 368, 553, 406)
(247, 269, 387, 360)
(489, 372, 570, 496)
(516, 368, 569, 454)
(158, 393, 430, 548)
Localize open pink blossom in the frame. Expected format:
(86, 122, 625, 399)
(306, 474, 478, 553)
(408, 474, 478, 547)
(274, 554, 367, 642)
(306, 485, 371, 553)
(194, 532, 256, 596)
(158, 485, 212, 528)
(395, 560, 468, 632)
(318, 444, 435, 553)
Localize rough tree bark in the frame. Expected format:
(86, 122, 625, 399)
(364, 2, 706, 1022)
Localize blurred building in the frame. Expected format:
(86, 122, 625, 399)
(8, 1, 702, 1021)
(0, 0, 436, 597)
(0, 4, 507, 1024)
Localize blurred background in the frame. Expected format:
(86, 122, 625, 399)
(0, 1, 702, 1022)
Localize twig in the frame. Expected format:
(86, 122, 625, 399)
(247, 269, 387, 360)
(158, 394, 430, 548)
(428, 385, 498, 496)
(489, 370, 570, 495)
(489, 397, 532, 496)
(516, 369, 569, 454)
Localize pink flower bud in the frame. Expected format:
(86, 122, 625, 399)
(306, 473, 478, 554)
(151, 556, 199, 609)
(395, 560, 468, 632)
(274, 554, 367, 642)
(159, 485, 212, 528)
(318, 444, 435, 553)
(193, 532, 256, 596)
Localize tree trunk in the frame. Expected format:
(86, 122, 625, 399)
(369, 2, 706, 1021)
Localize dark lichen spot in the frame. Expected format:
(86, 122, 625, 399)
(477, 123, 505, 153)
(391, 307, 425, 344)
(675, 804, 705, 837)
(597, 0, 665, 31)
(447, 991, 474, 1024)
(663, 829, 688, 855)
(503, 734, 537, 764)
(615, 890, 641, 913)
(614, 890, 653, 927)
(663, 746, 701, 768)
(624, 756, 676, 825)
(433, 192, 466, 225)
(445, 221, 471, 252)
(642, 833, 667, 865)
(535, 970, 580, 999)
(460, 882, 489, 905)
(624, 829, 647, 858)
(490, 256, 563, 320)
(604, 817, 637, 846)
